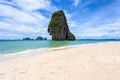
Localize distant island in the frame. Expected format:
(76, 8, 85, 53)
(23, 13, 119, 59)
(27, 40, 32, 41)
(22, 37, 33, 40)
(22, 36, 47, 40)
(48, 10, 75, 41)
(36, 36, 47, 40)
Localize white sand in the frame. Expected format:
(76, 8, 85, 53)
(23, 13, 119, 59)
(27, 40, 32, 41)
(0, 42, 120, 80)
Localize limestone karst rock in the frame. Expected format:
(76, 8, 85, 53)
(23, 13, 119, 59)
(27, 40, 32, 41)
(48, 10, 75, 40)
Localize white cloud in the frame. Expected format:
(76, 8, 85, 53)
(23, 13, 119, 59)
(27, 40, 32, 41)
(70, 0, 120, 39)
(73, 0, 81, 6)
(0, 0, 58, 39)
(0, 0, 120, 39)
(12, 0, 57, 12)
(74, 20, 120, 39)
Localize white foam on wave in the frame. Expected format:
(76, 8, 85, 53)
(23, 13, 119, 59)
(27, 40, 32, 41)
(0, 48, 52, 61)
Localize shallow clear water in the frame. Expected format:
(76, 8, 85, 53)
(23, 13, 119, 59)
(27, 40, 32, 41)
(0, 40, 119, 54)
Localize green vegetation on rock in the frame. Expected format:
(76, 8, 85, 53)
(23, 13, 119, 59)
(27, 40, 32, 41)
(48, 10, 75, 40)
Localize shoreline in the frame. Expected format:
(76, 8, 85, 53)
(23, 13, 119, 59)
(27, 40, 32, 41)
(0, 42, 120, 80)
(0, 41, 119, 62)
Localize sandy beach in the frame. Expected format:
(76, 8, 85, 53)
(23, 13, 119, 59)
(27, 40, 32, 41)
(0, 42, 120, 80)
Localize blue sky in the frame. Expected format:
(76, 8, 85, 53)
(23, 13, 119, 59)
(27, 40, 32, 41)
(0, 0, 120, 39)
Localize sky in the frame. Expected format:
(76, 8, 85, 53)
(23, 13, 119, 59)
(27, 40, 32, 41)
(0, 0, 120, 39)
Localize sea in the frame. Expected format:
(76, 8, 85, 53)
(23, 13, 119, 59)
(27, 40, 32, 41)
(0, 39, 120, 55)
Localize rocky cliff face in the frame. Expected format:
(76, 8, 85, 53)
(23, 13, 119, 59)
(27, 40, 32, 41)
(48, 10, 75, 40)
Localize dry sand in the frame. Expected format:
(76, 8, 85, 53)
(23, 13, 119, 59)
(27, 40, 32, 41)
(0, 42, 120, 80)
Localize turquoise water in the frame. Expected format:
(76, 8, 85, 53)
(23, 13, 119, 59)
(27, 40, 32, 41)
(0, 40, 119, 54)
